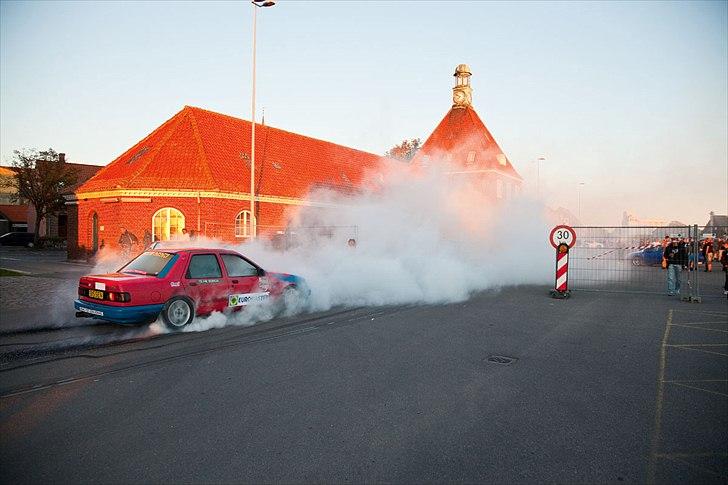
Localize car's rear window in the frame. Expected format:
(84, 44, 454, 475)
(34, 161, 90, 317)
(120, 251, 175, 276)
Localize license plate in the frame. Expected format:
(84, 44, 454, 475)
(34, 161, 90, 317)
(88, 289, 104, 299)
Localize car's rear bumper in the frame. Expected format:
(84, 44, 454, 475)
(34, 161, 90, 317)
(74, 299, 164, 325)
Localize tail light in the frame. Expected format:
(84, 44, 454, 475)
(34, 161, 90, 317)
(107, 292, 131, 302)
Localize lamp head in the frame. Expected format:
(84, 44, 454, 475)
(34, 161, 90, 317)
(253, 0, 276, 6)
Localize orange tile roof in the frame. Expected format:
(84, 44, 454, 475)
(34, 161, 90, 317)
(0, 204, 29, 223)
(410, 106, 521, 179)
(78, 106, 383, 198)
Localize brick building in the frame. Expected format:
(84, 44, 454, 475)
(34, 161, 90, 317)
(65, 106, 382, 259)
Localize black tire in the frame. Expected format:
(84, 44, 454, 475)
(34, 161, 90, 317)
(631, 257, 642, 266)
(281, 285, 304, 315)
(162, 296, 194, 329)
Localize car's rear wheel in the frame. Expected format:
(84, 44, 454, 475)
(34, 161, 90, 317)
(162, 296, 194, 329)
(631, 256, 642, 266)
(282, 286, 304, 315)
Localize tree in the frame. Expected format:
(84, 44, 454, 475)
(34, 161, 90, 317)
(2, 148, 78, 243)
(385, 138, 421, 162)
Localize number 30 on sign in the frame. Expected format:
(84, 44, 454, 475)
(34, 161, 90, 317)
(549, 225, 577, 249)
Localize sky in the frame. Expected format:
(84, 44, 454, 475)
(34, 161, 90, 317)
(0, 0, 726, 225)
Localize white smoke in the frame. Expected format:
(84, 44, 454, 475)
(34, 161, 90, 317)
(82, 159, 554, 334)
(238, 160, 553, 312)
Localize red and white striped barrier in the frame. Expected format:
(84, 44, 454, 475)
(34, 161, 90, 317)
(549, 225, 576, 299)
(556, 249, 569, 292)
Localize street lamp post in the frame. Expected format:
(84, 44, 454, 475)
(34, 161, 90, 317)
(535, 157, 546, 200)
(250, 0, 275, 238)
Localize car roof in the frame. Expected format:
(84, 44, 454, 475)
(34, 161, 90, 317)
(147, 247, 240, 255)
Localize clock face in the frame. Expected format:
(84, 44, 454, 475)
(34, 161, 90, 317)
(453, 90, 466, 105)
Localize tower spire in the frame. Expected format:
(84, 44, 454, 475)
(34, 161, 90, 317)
(452, 64, 472, 109)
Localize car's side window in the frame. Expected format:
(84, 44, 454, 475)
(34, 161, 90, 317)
(221, 254, 259, 277)
(186, 254, 222, 279)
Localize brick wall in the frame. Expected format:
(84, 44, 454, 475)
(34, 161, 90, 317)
(67, 195, 300, 260)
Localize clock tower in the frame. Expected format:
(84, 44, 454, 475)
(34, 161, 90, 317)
(452, 64, 472, 109)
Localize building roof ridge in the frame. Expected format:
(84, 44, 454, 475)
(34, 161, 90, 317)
(186, 107, 219, 191)
(123, 108, 190, 189)
(184, 105, 380, 162)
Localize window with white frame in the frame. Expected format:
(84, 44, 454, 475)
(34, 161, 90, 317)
(496, 179, 504, 199)
(466, 151, 476, 164)
(235, 210, 252, 238)
(152, 207, 185, 241)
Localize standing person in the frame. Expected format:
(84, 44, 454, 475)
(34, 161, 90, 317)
(118, 227, 138, 258)
(663, 235, 687, 296)
(702, 236, 714, 272)
(721, 240, 728, 299)
(143, 229, 152, 249)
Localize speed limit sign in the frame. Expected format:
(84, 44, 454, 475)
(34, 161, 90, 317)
(549, 225, 577, 249)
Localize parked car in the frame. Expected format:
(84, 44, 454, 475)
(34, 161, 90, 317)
(0, 232, 35, 247)
(628, 245, 664, 266)
(74, 248, 308, 329)
(629, 244, 704, 267)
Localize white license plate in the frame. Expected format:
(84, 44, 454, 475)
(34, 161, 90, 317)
(80, 306, 104, 316)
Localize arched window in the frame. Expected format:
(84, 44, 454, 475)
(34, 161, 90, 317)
(235, 210, 252, 238)
(152, 208, 185, 241)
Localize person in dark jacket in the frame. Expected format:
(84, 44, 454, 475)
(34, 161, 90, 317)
(663, 235, 687, 296)
(721, 240, 728, 299)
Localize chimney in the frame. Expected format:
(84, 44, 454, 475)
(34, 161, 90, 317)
(59, 153, 66, 164)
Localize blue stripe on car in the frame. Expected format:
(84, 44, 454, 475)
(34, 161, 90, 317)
(74, 299, 164, 325)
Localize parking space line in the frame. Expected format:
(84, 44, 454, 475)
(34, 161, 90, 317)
(672, 309, 728, 317)
(647, 310, 672, 484)
(656, 452, 728, 458)
(666, 344, 728, 347)
(662, 379, 727, 383)
(660, 454, 728, 480)
(668, 324, 728, 334)
(668, 381, 728, 397)
(669, 346, 728, 357)
(667, 321, 728, 326)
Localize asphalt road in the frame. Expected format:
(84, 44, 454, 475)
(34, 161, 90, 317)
(1, 286, 726, 484)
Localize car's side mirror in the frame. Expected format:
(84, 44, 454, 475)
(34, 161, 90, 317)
(258, 268, 266, 277)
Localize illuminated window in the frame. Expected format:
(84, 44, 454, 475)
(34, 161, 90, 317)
(235, 210, 252, 238)
(152, 207, 185, 241)
(466, 151, 476, 164)
(496, 179, 504, 199)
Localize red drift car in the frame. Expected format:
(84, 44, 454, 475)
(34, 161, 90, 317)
(74, 248, 308, 329)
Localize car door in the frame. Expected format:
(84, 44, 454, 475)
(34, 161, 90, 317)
(220, 253, 269, 309)
(183, 253, 229, 314)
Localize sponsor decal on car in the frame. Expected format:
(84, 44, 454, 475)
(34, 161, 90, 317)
(79, 306, 104, 316)
(170, 281, 180, 287)
(95, 282, 106, 291)
(198, 279, 221, 284)
(228, 292, 270, 307)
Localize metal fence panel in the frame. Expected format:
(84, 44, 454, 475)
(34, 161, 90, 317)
(569, 226, 698, 297)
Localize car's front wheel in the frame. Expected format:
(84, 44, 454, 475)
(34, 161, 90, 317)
(631, 256, 643, 266)
(162, 296, 194, 329)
